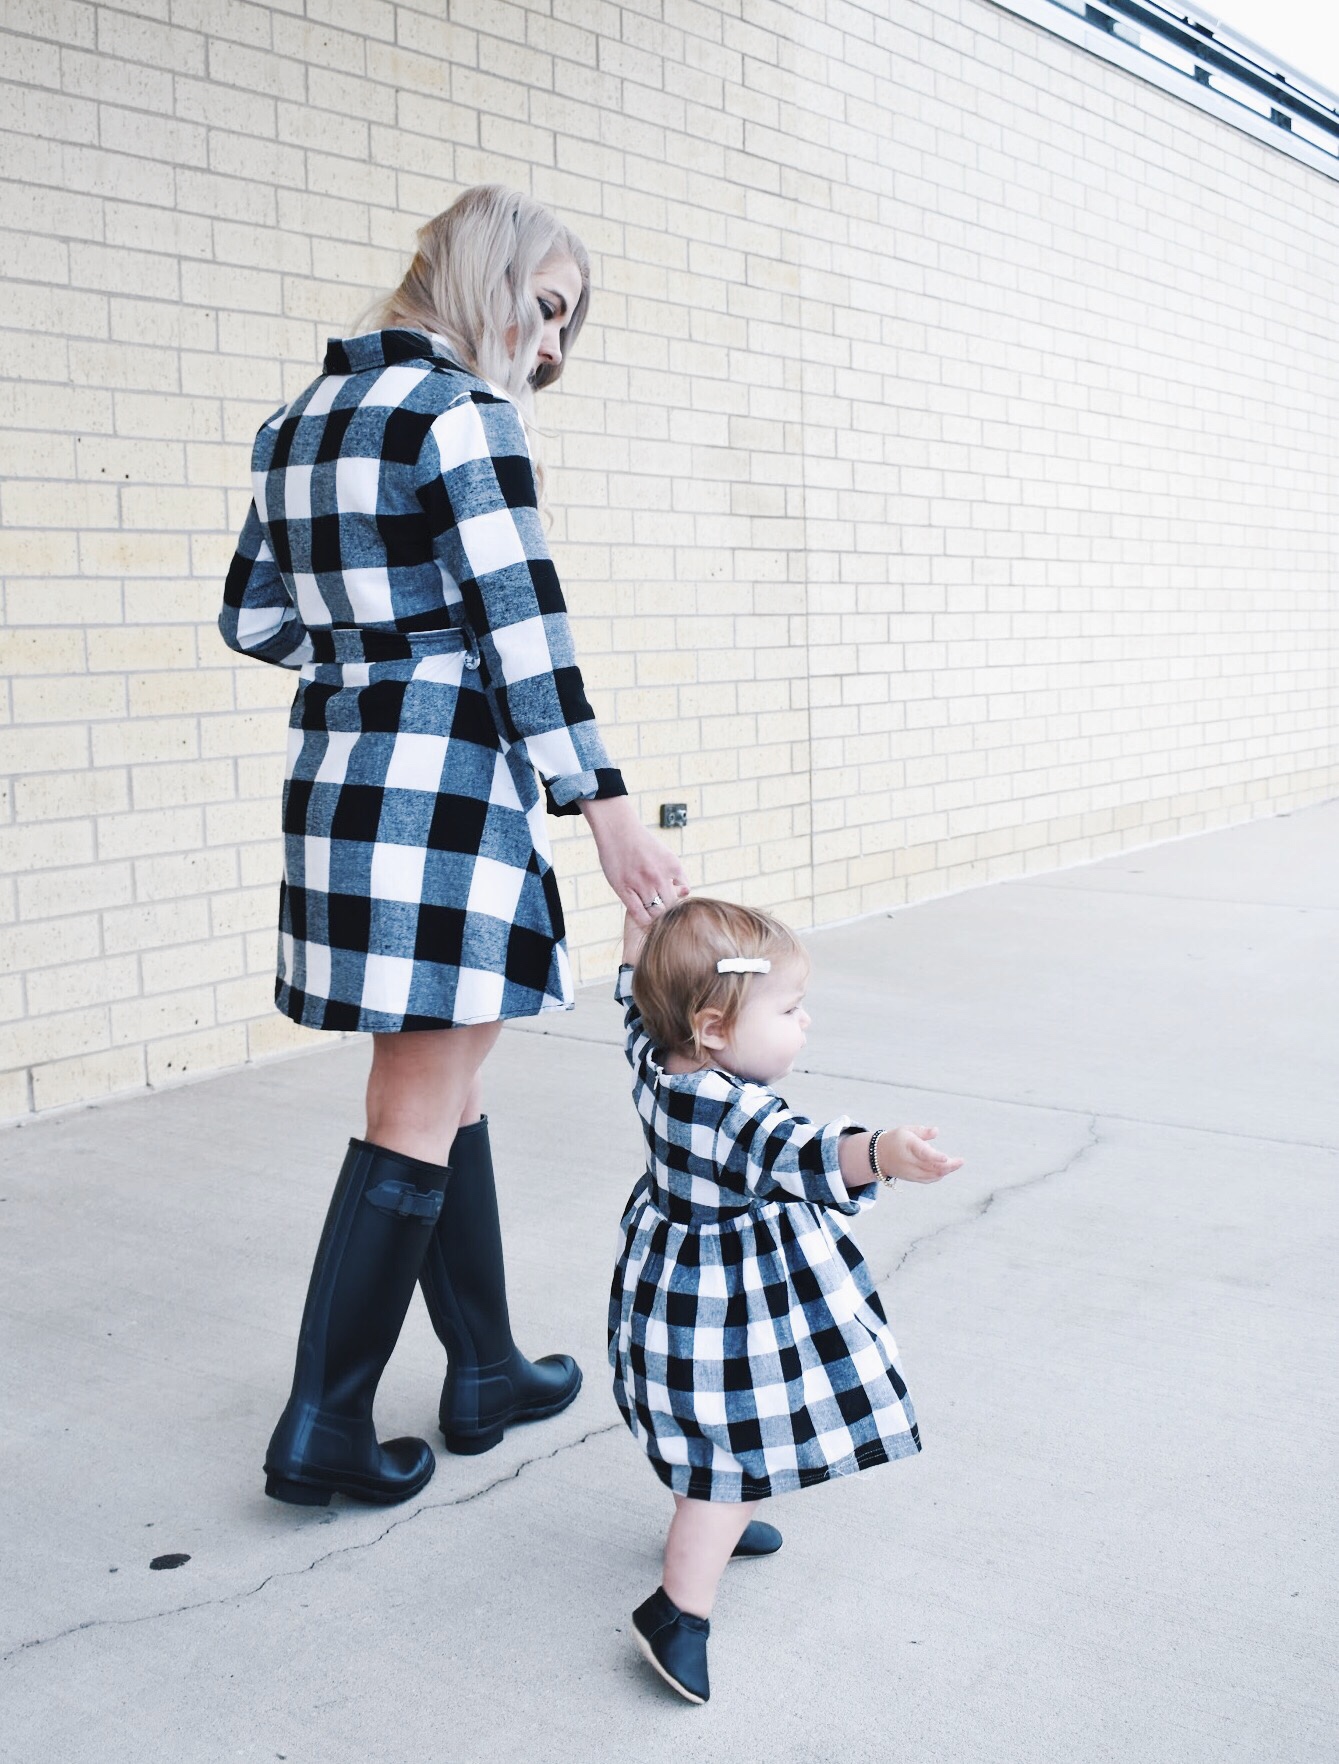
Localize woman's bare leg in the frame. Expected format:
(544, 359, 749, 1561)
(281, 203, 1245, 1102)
(662, 1495, 756, 1618)
(364, 1022, 501, 1167)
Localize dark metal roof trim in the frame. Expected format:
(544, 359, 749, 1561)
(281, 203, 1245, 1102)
(989, 0, 1339, 181)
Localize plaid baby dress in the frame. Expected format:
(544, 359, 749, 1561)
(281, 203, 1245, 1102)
(608, 969, 921, 1502)
(220, 330, 624, 1032)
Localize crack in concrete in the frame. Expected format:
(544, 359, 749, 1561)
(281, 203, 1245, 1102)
(881, 1113, 1101, 1281)
(2, 1420, 623, 1666)
(0, 1114, 1116, 1666)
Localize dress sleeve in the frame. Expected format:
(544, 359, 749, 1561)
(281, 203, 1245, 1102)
(617, 964, 654, 1078)
(727, 1086, 870, 1215)
(218, 499, 313, 669)
(417, 389, 626, 812)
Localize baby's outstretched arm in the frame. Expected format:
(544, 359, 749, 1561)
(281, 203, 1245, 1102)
(838, 1124, 963, 1191)
(622, 909, 647, 967)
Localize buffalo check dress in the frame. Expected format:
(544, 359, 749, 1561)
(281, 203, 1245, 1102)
(219, 329, 624, 1031)
(608, 969, 921, 1503)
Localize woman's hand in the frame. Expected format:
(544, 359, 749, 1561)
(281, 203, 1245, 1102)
(877, 1125, 963, 1183)
(580, 796, 689, 927)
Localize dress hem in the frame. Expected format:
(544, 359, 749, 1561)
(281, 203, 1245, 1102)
(274, 985, 575, 1034)
(632, 1426, 922, 1503)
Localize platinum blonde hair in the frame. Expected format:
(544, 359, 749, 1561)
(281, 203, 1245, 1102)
(364, 185, 591, 419)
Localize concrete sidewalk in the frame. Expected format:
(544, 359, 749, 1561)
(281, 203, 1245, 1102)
(2, 804, 1336, 1764)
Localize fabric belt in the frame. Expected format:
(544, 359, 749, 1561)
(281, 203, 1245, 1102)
(308, 625, 472, 665)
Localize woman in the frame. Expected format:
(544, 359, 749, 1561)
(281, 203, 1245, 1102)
(221, 186, 686, 1507)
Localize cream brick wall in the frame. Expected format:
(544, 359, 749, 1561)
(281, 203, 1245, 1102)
(1, 0, 1335, 1121)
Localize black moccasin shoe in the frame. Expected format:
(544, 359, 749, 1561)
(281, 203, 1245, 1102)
(731, 1519, 783, 1558)
(632, 1587, 710, 1704)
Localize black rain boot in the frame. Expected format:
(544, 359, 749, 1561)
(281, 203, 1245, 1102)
(264, 1139, 452, 1506)
(418, 1116, 582, 1455)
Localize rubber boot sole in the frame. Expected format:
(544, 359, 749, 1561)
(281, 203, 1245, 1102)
(441, 1365, 583, 1455)
(264, 1455, 436, 1507)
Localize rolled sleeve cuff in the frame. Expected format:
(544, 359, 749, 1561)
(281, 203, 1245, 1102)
(545, 765, 628, 817)
(824, 1118, 872, 1215)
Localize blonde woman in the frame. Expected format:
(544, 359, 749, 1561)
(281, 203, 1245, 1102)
(221, 186, 686, 1507)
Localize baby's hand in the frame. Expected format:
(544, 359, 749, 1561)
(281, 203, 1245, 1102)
(622, 910, 647, 966)
(880, 1125, 963, 1183)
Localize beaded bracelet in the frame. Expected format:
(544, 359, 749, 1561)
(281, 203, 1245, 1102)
(868, 1128, 897, 1186)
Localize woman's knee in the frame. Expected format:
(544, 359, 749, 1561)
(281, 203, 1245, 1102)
(364, 1024, 498, 1146)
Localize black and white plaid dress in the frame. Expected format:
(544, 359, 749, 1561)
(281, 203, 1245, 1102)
(608, 969, 921, 1502)
(220, 329, 624, 1031)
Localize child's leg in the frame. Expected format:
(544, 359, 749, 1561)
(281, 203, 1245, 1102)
(662, 1495, 755, 1617)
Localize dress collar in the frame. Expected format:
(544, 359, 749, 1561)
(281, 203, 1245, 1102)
(321, 328, 466, 376)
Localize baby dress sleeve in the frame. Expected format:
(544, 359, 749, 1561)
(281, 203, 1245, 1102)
(727, 1086, 870, 1216)
(417, 389, 626, 813)
(616, 964, 657, 1082)
(219, 497, 314, 669)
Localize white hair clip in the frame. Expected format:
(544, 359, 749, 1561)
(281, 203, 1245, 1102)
(716, 957, 771, 975)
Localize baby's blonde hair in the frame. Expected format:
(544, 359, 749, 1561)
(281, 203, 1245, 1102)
(633, 898, 807, 1060)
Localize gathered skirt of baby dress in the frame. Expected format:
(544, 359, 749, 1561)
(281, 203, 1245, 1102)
(609, 1175, 922, 1502)
(277, 627, 573, 1032)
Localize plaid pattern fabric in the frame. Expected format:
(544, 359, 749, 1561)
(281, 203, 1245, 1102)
(219, 330, 624, 1031)
(608, 968, 921, 1502)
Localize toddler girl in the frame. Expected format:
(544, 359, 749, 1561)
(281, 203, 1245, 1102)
(608, 897, 962, 1704)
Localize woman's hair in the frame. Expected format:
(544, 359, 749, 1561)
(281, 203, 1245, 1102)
(364, 184, 591, 413)
(633, 898, 808, 1060)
